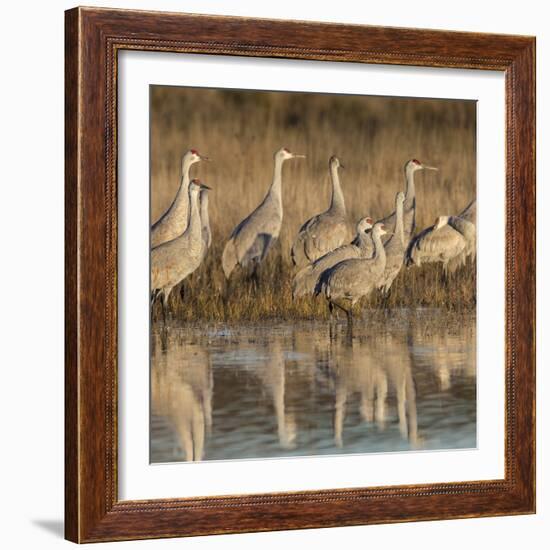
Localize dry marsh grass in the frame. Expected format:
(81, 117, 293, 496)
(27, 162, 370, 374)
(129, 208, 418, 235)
(151, 86, 476, 322)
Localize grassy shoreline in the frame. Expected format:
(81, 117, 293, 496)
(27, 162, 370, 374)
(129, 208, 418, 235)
(152, 242, 476, 323)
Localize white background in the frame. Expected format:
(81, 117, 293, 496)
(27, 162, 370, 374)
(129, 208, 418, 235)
(119, 52, 505, 499)
(0, 1, 546, 549)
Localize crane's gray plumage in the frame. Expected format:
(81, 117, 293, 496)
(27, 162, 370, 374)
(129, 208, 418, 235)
(151, 180, 210, 308)
(442, 200, 476, 272)
(221, 147, 305, 279)
(406, 216, 475, 272)
(378, 191, 407, 293)
(199, 187, 212, 263)
(291, 156, 352, 268)
(405, 216, 463, 272)
(377, 159, 438, 245)
(151, 149, 210, 248)
(444, 213, 476, 271)
(320, 222, 388, 323)
(292, 216, 373, 299)
(405, 191, 477, 274)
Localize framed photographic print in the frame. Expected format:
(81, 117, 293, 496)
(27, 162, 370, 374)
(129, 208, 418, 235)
(65, 6, 536, 543)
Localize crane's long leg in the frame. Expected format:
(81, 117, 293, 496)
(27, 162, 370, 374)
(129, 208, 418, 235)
(151, 288, 159, 308)
(160, 290, 167, 325)
(345, 307, 353, 325)
(250, 261, 260, 288)
(221, 269, 235, 304)
(331, 301, 349, 323)
(344, 306, 354, 342)
(150, 291, 157, 323)
(160, 325, 168, 350)
(440, 264, 449, 286)
(329, 317, 336, 341)
(160, 287, 174, 325)
(328, 300, 335, 321)
(380, 287, 390, 311)
(151, 290, 160, 324)
(165, 286, 175, 322)
(179, 281, 185, 303)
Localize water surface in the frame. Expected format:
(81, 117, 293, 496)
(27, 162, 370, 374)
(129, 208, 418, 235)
(151, 310, 476, 462)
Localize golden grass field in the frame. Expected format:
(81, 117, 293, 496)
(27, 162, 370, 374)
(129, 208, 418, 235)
(150, 86, 476, 322)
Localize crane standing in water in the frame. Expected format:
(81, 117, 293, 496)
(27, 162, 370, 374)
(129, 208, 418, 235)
(291, 156, 352, 268)
(221, 147, 305, 279)
(319, 222, 388, 325)
(151, 179, 211, 317)
(151, 149, 210, 248)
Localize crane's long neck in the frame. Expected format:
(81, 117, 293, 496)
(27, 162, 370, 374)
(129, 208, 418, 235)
(173, 157, 193, 215)
(404, 165, 416, 210)
(182, 156, 193, 187)
(200, 192, 211, 244)
(267, 155, 285, 211)
(372, 231, 386, 265)
(356, 229, 371, 249)
(186, 188, 202, 242)
(329, 164, 346, 213)
(394, 200, 405, 248)
(200, 192, 210, 229)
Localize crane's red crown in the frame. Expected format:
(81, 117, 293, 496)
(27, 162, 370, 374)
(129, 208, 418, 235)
(412, 159, 421, 165)
(190, 149, 199, 155)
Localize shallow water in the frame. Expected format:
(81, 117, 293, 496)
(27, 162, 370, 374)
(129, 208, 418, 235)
(150, 310, 476, 463)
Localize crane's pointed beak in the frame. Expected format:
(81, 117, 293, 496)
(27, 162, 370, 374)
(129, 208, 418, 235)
(339, 163, 345, 170)
(200, 155, 212, 162)
(292, 153, 306, 159)
(200, 183, 212, 190)
(423, 165, 438, 171)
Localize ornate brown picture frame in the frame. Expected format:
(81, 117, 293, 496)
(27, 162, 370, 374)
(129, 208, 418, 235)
(65, 6, 535, 543)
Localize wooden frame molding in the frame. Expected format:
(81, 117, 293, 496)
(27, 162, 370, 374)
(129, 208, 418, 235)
(65, 6, 536, 543)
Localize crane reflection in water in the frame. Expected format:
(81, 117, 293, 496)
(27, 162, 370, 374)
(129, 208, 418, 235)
(150, 312, 476, 463)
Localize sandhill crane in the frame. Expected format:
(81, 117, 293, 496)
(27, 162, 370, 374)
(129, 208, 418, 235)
(445, 213, 476, 267)
(406, 215, 475, 273)
(290, 156, 352, 268)
(221, 147, 305, 279)
(199, 187, 212, 263)
(151, 179, 210, 314)
(447, 198, 477, 270)
(292, 216, 373, 299)
(378, 191, 406, 294)
(319, 222, 388, 324)
(378, 159, 438, 244)
(431, 199, 476, 273)
(151, 149, 210, 248)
